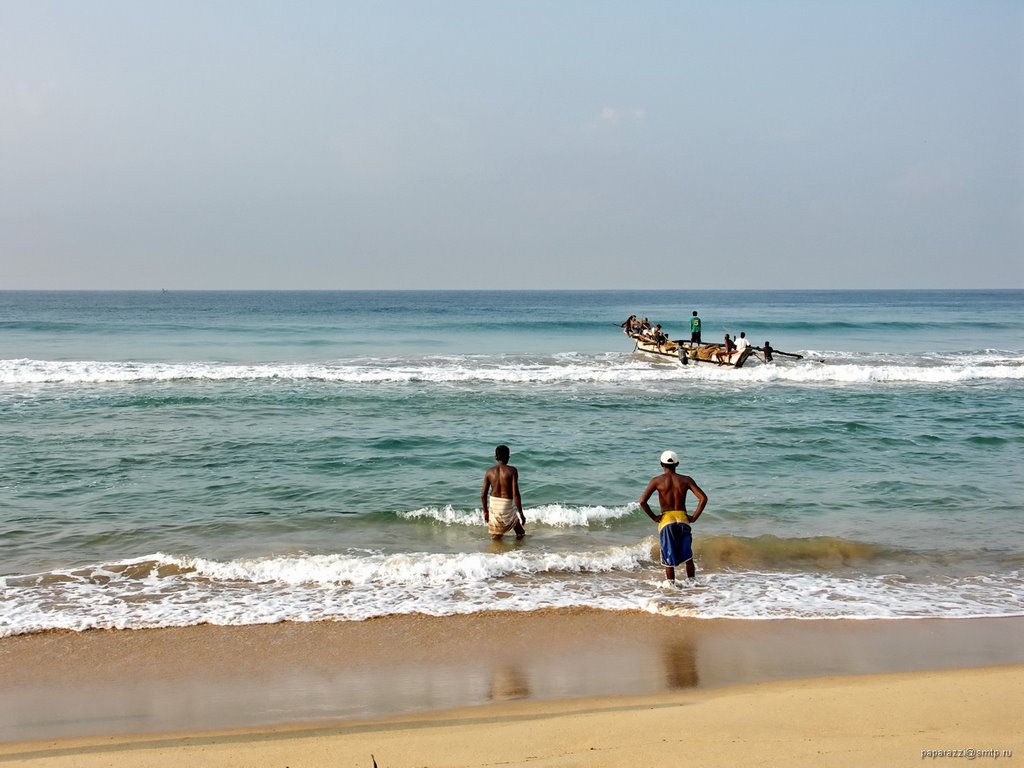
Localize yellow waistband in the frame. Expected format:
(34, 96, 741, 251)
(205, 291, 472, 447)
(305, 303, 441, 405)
(658, 511, 690, 530)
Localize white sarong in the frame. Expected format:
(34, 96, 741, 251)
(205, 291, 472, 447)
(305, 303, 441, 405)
(487, 497, 518, 536)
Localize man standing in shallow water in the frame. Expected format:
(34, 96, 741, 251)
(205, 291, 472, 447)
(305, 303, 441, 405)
(482, 445, 526, 540)
(639, 451, 708, 581)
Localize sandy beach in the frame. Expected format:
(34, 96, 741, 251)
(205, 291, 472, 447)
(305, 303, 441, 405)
(1, 610, 1022, 766)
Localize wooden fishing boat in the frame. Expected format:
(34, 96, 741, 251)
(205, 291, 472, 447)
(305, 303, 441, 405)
(627, 332, 756, 368)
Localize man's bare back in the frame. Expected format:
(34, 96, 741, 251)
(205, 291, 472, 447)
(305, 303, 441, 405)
(640, 471, 703, 520)
(483, 464, 518, 499)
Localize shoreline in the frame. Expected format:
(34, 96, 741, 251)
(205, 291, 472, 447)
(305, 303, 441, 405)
(2, 665, 1020, 767)
(2, 610, 1024, 747)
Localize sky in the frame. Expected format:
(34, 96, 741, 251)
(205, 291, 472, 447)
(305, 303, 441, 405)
(1, 1, 1022, 290)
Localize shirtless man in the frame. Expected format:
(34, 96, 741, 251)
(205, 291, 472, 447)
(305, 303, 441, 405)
(481, 445, 526, 540)
(715, 333, 735, 364)
(639, 451, 708, 581)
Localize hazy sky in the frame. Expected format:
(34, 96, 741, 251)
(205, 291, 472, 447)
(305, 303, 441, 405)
(2, 1, 1022, 289)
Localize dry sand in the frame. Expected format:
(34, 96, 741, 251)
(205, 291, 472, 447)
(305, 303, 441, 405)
(1, 610, 1022, 766)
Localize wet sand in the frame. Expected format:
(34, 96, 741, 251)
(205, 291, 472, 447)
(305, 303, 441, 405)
(1, 610, 1022, 765)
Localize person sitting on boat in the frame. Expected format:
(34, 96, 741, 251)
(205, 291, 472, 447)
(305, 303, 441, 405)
(734, 332, 751, 356)
(716, 333, 735, 364)
(652, 324, 668, 348)
(621, 315, 638, 334)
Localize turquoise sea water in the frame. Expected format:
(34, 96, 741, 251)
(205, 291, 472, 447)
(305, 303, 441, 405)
(1, 290, 1022, 634)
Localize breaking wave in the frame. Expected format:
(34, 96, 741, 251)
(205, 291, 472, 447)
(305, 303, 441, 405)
(2, 354, 1022, 387)
(3, 541, 1022, 636)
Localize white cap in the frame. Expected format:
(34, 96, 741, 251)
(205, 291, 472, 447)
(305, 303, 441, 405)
(660, 450, 679, 466)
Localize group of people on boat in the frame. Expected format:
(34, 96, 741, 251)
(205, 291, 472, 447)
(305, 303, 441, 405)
(622, 311, 782, 365)
(621, 315, 664, 342)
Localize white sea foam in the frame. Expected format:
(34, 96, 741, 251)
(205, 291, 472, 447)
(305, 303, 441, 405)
(164, 543, 652, 585)
(641, 570, 1024, 621)
(1, 354, 1022, 387)
(2, 549, 1021, 636)
(399, 503, 636, 527)
(400, 505, 481, 526)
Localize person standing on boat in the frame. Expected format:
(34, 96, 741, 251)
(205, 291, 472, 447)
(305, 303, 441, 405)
(639, 451, 708, 582)
(482, 445, 526, 540)
(690, 311, 702, 344)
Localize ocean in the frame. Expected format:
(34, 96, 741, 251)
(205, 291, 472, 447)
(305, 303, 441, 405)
(1, 289, 1022, 636)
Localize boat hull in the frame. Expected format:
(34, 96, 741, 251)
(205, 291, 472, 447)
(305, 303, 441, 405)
(629, 335, 754, 368)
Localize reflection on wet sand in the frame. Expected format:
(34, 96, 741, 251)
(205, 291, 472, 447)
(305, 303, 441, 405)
(662, 639, 699, 689)
(489, 665, 531, 701)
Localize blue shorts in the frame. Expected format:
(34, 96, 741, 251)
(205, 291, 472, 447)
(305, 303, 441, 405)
(658, 511, 693, 567)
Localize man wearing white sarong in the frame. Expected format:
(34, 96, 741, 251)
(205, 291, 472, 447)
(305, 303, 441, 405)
(481, 445, 526, 540)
